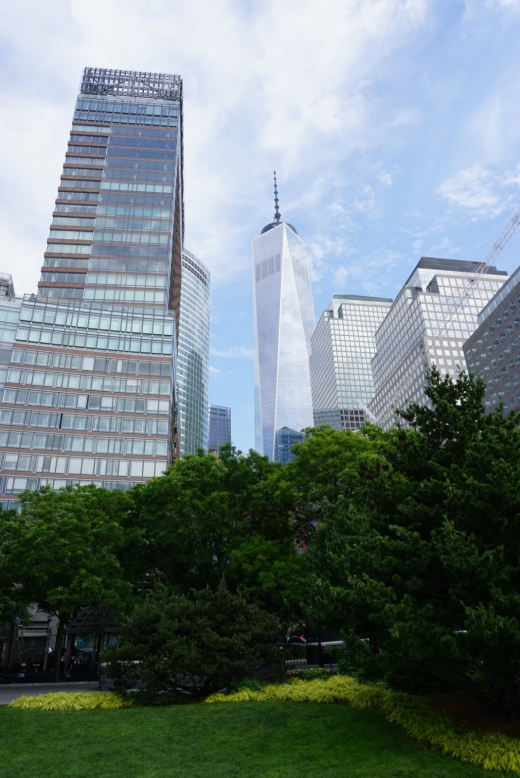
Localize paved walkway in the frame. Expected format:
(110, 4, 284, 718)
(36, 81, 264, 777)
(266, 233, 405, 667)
(0, 682, 98, 705)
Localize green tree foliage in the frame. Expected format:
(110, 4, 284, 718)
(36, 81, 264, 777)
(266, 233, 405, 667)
(106, 583, 279, 701)
(9, 485, 133, 679)
(308, 367, 520, 717)
(122, 445, 303, 625)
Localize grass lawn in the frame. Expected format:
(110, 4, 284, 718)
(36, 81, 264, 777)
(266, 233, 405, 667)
(0, 701, 509, 778)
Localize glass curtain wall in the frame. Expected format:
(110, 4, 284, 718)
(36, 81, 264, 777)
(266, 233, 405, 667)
(0, 68, 184, 504)
(252, 222, 315, 460)
(177, 249, 210, 455)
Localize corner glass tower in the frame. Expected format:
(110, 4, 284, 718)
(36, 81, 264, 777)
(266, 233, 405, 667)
(177, 249, 210, 455)
(252, 174, 315, 460)
(0, 67, 183, 503)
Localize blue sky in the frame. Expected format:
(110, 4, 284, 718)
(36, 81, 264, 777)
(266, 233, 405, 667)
(2, 0, 520, 452)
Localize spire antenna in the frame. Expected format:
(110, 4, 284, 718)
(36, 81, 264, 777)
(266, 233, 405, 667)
(273, 170, 281, 223)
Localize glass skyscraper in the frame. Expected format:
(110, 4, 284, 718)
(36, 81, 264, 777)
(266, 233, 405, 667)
(0, 68, 183, 504)
(369, 257, 508, 430)
(208, 405, 231, 451)
(252, 176, 315, 460)
(177, 249, 210, 455)
(310, 294, 392, 430)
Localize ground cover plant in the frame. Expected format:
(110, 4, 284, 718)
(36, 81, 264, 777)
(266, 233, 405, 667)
(0, 703, 497, 778)
(8, 691, 130, 710)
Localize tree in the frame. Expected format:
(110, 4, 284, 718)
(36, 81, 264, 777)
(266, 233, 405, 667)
(106, 583, 280, 701)
(123, 446, 297, 596)
(0, 505, 27, 627)
(11, 485, 133, 680)
(308, 368, 520, 718)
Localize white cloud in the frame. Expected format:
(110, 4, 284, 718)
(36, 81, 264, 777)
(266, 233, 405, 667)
(0, 0, 431, 295)
(379, 172, 394, 186)
(210, 346, 254, 359)
(437, 164, 509, 218)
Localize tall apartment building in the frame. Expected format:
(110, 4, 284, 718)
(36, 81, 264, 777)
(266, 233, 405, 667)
(252, 174, 315, 459)
(0, 68, 184, 504)
(310, 294, 392, 431)
(177, 248, 210, 455)
(208, 405, 231, 451)
(369, 257, 508, 430)
(464, 264, 520, 413)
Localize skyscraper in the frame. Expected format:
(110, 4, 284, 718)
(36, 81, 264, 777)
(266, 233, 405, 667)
(369, 257, 508, 430)
(208, 405, 231, 451)
(310, 294, 392, 430)
(463, 264, 520, 413)
(252, 174, 315, 460)
(177, 249, 210, 455)
(0, 67, 183, 504)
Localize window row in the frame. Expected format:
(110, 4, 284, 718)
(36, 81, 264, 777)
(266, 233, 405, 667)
(0, 452, 167, 478)
(65, 156, 105, 166)
(68, 145, 107, 155)
(43, 257, 89, 269)
(41, 272, 86, 284)
(110, 136, 177, 149)
(103, 170, 174, 184)
(84, 289, 166, 303)
(52, 216, 96, 227)
(38, 288, 84, 300)
(0, 408, 168, 434)
(98, 191, 173, 207)
(255, 254, 281, 283)
(105, 157, 174, 171)
(46, 243, 91, 255)
(107, 147, 175, 161)
(74, 110, 179, 128)
(57, 191, 99, 203)
(86, 272, 167, 288)
(61, 167, 102, 178)
(19, 305, 173, 335)
(90, 259, 168, 273)
(75, 98, 179, 118)
(91, 243, 169, 259)
(49, 229, 93, 241)
(16, 328, 172, 354)
(1, 477, 136, 497)
(0, 430, 168, 456)
(100, 182, 173, 194)
(59, 180, 100, 190)
(1, 388, 169, 414)
(97, 205, 171, 219)
(6, 369, 170, 395)
(92, 230, 169, 245)
(11, 349, 171, 376)
(71, 124, 111, 135)
(94, 217, 171, 232)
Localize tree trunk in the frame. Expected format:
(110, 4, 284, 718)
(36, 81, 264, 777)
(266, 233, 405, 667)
(53, 618, 65, 682)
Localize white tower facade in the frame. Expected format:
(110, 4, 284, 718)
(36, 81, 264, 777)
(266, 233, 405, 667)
(252, 177, 315, 459)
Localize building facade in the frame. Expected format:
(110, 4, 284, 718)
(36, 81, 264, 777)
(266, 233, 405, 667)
(464, 264, 520, 413)
(208, 405, 231, 451)
(252, 177, 315, 459)
(0, 68, 184, 504)
(177, 249, 210, 455)
(310, 294, 392, 431)
(273, 426, 305, 464)
(369, 257, 508, 430)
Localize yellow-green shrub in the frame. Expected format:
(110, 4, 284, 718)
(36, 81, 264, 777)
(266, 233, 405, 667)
(8, 692, 132, 711)
(206, 676, 520, 774)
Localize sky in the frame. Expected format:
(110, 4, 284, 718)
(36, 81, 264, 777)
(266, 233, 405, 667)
(2, 0, 520, 453)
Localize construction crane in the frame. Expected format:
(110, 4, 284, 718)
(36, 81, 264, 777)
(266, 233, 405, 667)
(382, 207, 520, 420)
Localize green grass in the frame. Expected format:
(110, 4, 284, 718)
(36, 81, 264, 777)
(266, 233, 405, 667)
(0, 702, 506, 778)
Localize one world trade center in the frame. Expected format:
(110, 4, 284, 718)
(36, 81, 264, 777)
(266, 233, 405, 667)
(252, 174, 315, 460)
